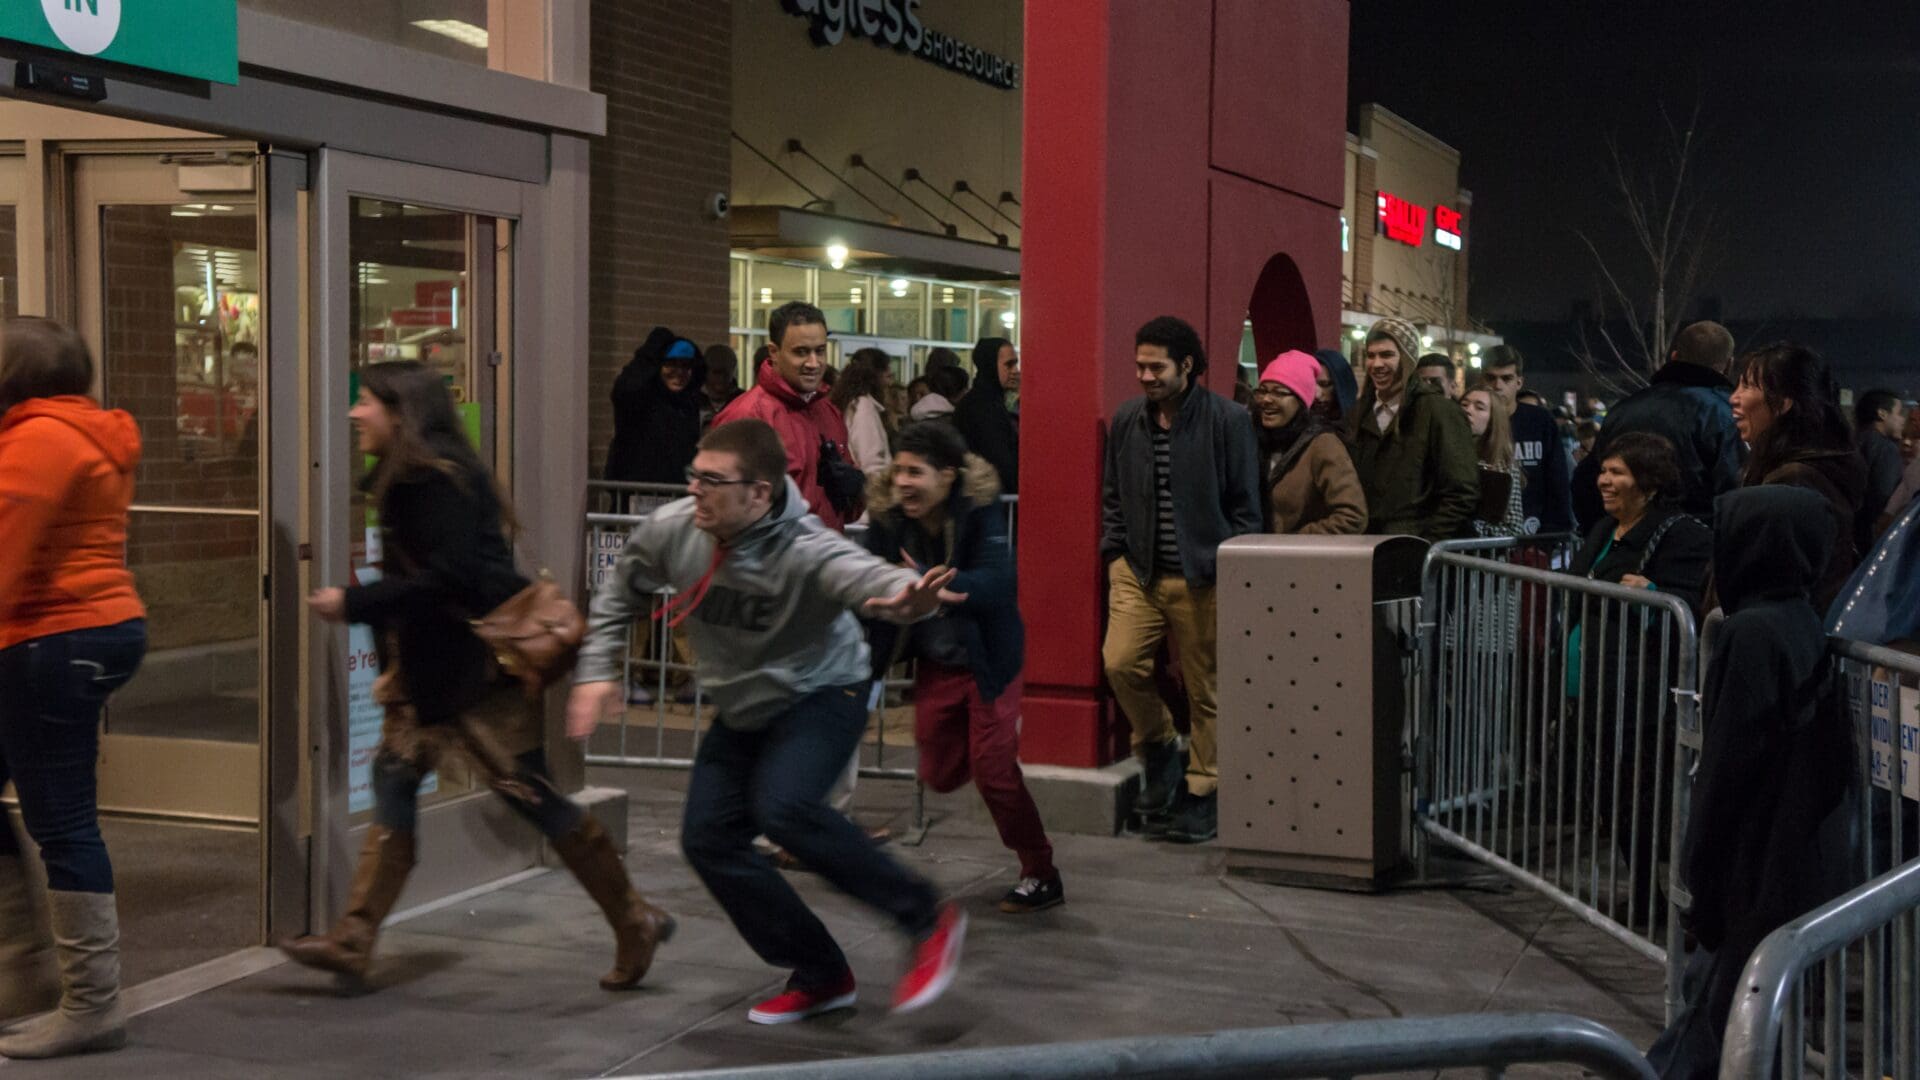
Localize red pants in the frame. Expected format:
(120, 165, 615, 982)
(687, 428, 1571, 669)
(915, 664, 1055, 880)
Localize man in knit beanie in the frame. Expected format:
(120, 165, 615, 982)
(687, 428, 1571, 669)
(1350, 318, 1477, 540)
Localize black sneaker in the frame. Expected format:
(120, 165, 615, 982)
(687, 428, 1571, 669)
(1164, 791, 1217, 844)
(997, 875, 1064, 914)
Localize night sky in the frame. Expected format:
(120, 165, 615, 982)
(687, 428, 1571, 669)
(1348, 2, 1920, 324)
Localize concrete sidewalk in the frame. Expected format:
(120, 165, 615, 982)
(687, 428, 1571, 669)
(0, 768, 1665, 1079)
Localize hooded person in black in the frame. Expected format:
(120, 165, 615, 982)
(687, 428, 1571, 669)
(605, 327, 708, 484)
(952, 336, 1019, 495)
(1646, 484, 1854, 1080)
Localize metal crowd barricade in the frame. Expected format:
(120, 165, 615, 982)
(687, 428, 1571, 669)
(621, 1012, 1656, 1080)
(1710, 634, 1920, 1080)
(577, 485, 932, 841)
(1413, 540, 1698, 1019)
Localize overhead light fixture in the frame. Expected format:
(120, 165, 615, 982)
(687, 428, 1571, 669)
(1469, 354, 1483, 368)
(1467, 342, 1481, 356)
(759, 287, 773, 303)
(826, 242, 848, 270)
(411, 18, 489, 49)
(1421, 335, 1435, 349)
(171, 210, 203, 218)
(1349, 326, 1366, 341)
(1000, 311, 1016, 328)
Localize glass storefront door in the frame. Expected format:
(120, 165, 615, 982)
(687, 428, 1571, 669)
(71, 153, 266, 825)
(313, 150, 530, 915)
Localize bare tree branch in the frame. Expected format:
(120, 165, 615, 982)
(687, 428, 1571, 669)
(1569, 100, 1722, 394)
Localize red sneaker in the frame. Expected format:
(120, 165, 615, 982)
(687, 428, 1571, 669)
(891, 903, 966, 1014)
(746, 972, 857, 1025)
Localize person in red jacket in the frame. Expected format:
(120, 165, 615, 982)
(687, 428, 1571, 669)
(714, 302, 863, 530)
(0, 317, 148, 1060)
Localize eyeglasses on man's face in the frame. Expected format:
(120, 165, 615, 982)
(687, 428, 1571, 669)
(685, 468, 756, 491)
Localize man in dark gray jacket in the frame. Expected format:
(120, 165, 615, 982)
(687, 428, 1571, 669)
(568, 420, 968, 1024)
(1100, 315, 1262, 844)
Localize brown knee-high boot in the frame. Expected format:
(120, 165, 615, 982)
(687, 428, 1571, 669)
(278, 827, 415, 980)
(552, 817, 674, 990)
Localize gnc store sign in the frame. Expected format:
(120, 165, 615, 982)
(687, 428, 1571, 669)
(1377, 191, 1464, 251)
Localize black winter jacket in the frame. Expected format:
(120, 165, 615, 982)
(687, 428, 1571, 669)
(951, 346, 1019, 495)
(1102, 385, 1263, 587)
(1681, 485, 1852, 1034)
(605, 327, 707, 484)
(1573, 362, 1744, 529)
(862, 456, 1022, 701)
(1760, 448, 1867, 614)
(345, 453, 528, 721)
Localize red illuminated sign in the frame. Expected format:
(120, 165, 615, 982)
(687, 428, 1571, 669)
(1434, 205, 1463, 250)
(1376, 191, 1427, 247)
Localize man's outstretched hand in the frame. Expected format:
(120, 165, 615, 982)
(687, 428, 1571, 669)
(863, 565, 966, 623)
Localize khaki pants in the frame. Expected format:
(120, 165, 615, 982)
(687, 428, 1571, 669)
(1101, 558, 1219, 798)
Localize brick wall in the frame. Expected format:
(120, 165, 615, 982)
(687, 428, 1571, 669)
(587, 0, 734, 476)
(101, 206, 259, 650)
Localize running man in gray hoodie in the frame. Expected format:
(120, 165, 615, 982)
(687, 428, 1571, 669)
(566, 419, 969, 1024)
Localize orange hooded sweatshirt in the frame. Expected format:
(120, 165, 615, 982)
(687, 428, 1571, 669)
(0, 395, 145, 651)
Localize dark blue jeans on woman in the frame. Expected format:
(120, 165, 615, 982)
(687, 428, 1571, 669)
(0, 620, 147, 894)
(680, 683, 940, 991)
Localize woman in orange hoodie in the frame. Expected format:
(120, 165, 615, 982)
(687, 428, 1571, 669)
(0, 316, 146, 1060)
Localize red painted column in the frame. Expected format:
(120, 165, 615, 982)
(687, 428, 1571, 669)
(1018, 1, 1350, 769)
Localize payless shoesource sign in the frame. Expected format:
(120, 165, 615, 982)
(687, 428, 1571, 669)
(0, 0, 238, 85)
(780, 0, 1019, 90)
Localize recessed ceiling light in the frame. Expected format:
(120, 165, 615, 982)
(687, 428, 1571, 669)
(411, 19, 489, 49)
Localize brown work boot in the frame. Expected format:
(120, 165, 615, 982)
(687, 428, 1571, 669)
(278, 827, 415, 980)
(0, 854, 59, 1024)
(552, 817, 674, 990)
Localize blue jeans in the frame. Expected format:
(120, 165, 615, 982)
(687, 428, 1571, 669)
(680, 683, 940, 990)
(0, 620, 148, 893)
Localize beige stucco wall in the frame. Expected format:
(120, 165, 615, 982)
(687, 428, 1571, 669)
(731, 0, 1022, 247)
(1355, 104, 1469, 332)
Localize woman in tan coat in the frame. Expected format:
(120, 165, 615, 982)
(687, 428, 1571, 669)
(1253, 350, 1367, 535)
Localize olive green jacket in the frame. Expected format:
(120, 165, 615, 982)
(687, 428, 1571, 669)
(1351, 381, 1479, 541)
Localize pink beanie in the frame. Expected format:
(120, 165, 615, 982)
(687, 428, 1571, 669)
(1258, 350, 1320, 409)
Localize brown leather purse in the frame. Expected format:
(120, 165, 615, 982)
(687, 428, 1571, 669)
(471, 573, 587, 694)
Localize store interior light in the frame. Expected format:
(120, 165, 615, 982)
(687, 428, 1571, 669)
(1349, 326, 1366, 341)
(1000, 311, 1016, 328)
(889, 278, 910, 298)
(759, 287, 772, 303)
(411, 19, 489, 49)
(1467, 342, 1481, 355)
(1469, 354, 1483, 368)
(826, 242, 848, 270)
(1421, 335, 1435, 348)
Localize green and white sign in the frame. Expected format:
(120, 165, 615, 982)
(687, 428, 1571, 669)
(0, 0, 237, 85)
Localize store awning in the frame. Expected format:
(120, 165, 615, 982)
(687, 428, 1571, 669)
(730, 205, 1020, 282)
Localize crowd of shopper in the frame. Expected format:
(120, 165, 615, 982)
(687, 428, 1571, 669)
(9, 291, 1920, 1070)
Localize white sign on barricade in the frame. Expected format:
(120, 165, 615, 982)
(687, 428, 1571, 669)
(1868, 667, 1920, 800)
(587, 526, 631, 594)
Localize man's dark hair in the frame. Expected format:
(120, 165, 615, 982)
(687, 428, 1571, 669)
(1134, 315, 1207, 378)
(1856, 388, 1902, 431)
(1518, 390, 1547, 407)
(752, 343, 774, 367)
(1601, 432, 1683, 507)
(1670, 321, 1734, 372)
(1416, 353, 1454, 377)
(230, 341, 259, 358)
(1483, 344, 1523, 373)
(707, 344, 739, 381)
(767, 301, 827, 348)
(925, 347, 963, 373)
(895, 420, 969, 473)
(697, 419, 790, 487)
(927, 365, 968, 400)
